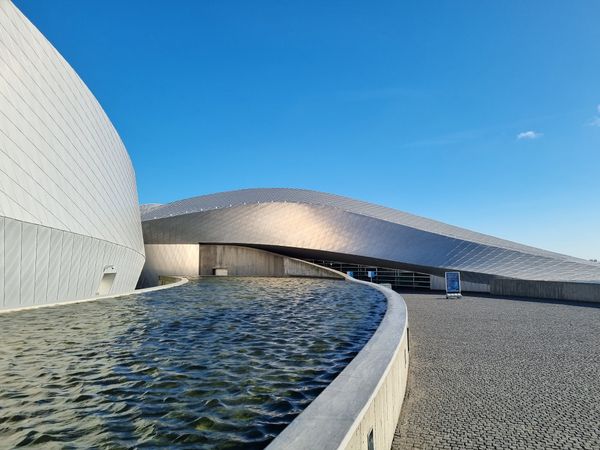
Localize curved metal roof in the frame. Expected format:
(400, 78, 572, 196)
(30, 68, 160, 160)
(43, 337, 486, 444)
(141, 188, 600, 283)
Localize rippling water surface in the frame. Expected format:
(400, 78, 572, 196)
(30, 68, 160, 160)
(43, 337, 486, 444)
(0, 277, 386, 449)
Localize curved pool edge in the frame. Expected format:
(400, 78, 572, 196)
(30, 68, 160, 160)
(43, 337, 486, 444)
(267, 274, 410, 450)
(134, 275, 189, 293)
(0, 276, 189, 315)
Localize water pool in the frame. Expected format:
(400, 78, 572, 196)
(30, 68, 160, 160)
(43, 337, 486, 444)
(0, 277, 386, 449)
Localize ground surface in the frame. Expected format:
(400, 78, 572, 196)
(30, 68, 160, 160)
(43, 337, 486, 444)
(392, 292, 600, 450)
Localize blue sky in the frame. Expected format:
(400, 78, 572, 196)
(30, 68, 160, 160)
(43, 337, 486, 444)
(15, 1, 600, 259)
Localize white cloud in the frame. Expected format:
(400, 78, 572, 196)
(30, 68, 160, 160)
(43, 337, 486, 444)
(583, 105, 600, 127)
(517, 130, 542, 140)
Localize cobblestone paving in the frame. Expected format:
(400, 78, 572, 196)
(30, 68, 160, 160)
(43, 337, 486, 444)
(392, 292, 600, 450)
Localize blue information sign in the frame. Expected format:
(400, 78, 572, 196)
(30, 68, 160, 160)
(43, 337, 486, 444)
(367, 271, 376, 279)
(347, 271, 354, 278)
(445, 271, 461, 294)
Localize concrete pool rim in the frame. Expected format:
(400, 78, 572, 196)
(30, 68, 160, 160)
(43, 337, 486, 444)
(1, 262, 410, 450)
(267, 272, 410, 450)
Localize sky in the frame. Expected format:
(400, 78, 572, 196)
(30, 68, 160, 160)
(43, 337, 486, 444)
(13, 0, 600, 260)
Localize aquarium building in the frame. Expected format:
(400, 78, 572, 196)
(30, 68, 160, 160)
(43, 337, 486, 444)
(2, 0, 600, 312)
(140, 188, 600, 297)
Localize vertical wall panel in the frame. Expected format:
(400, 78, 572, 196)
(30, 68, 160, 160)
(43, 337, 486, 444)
(126, 252, 137, 291)
(4, 217, 21, 307)
(111, 247, 123, 294)
(20, 221, 36, 305)
(57, 231, 73, 301)
(84, 238, 100, 296)
(34, 225, 50, 304)
(0, 217, 4, 307)
(93, 240, 108, 296)
(126, 252, 138, 292)
(103, 243, 117, 295)
(46, 228, 62, 304)
(115, 247, 127, 294)
(77, 236, 92, 299)
(125, 252, 137, 293)
(68, 233, 83, 300)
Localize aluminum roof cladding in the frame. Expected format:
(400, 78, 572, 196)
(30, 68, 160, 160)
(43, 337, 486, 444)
(141, 188, 600, 284)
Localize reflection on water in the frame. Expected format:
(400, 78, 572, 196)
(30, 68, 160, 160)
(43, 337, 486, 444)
(0, 277, 385, 449)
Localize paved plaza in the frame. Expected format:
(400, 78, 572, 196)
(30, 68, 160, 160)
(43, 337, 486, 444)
(392, 292, 600, 450)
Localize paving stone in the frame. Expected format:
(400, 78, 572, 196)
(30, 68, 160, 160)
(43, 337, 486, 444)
(392, 292, 600, 450)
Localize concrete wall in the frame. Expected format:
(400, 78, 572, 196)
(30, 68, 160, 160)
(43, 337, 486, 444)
(200, 245, 341, 278)
(491, 279, 600, 303)
(140, 244, 342, 287)
(283, 257, 345, 278)
(267, 279, 409, 450)
(430, 275, 490, 293)
(199, 244, 284, 276)
(138, 244, 199, 287)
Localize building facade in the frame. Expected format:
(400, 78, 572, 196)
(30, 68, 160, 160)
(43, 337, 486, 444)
(0, 1, 145, 311)
(3, 1, 599, 308)
(141, 188, 600, 290)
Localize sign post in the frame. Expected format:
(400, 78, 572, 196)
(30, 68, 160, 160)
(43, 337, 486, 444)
(445, 271, 462, 299)
(367, 270, 376, 283)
